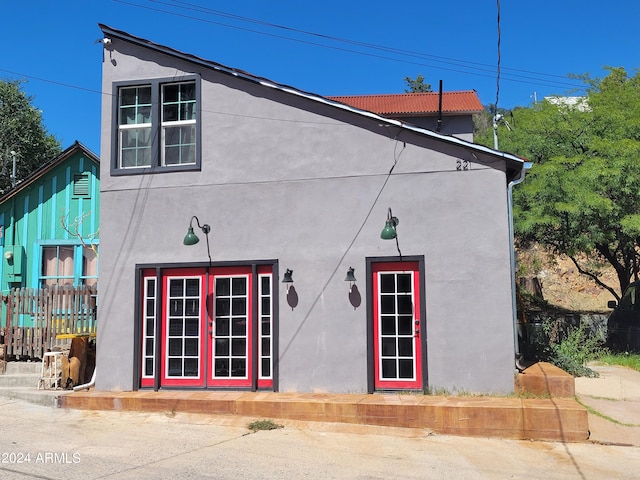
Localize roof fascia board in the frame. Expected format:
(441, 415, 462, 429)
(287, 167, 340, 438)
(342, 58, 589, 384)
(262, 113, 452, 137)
(99, 25, 524, 176)
(0, 142, 99, 204)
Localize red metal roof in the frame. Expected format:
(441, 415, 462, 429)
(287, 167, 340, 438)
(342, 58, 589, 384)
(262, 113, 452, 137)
(327, 91, 484, 116)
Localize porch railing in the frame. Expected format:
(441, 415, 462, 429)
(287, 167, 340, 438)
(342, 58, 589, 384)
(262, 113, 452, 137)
(1, 285, 97, 359)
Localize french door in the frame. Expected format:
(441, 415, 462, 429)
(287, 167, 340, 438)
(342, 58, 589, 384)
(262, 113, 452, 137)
(140, 265, 274, 389)
(371, 261, 424, 390)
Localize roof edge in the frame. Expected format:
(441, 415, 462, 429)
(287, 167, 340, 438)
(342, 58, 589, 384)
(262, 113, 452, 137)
(99, 24, 524, 176)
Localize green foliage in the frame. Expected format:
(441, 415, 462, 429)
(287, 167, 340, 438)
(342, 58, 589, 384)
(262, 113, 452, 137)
(404, 74, 431, 93)
(247, 419, 283, 432)
(0, 79, 61, 193)
(476, 68, 640, 299)
(528, 319, 605, 377)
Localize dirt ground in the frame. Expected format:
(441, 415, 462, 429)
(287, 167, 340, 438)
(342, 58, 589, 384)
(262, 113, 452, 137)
(518, 244, 619, 313)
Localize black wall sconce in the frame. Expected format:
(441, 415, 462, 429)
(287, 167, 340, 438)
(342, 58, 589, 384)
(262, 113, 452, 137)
(282, 269, 294, 291)
(282, 268, 298, 310)
(345, 267, 357, 292)
(345, 266, 361, 309)
(183, 216, 212, 265)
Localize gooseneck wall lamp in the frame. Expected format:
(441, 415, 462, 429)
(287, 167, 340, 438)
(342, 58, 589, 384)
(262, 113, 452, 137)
(380, 208, 399, 240)
(183, 216, 212, 265)
(380, 207, 402, 258)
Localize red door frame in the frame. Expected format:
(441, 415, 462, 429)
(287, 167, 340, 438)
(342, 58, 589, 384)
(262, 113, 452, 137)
(206, 266, 253, 387)
(138, 265, 275, 390)
(370, 260, 424, 391)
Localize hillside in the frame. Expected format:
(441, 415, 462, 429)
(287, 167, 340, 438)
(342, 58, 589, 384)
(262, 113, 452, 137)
(518, 244, 618, 314)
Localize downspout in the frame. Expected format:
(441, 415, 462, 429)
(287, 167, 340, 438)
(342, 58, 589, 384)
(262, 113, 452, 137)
(508, 162, 532, 368)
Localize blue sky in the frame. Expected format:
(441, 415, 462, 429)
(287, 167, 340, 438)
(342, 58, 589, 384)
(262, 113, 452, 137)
(1, 0, 638, 155)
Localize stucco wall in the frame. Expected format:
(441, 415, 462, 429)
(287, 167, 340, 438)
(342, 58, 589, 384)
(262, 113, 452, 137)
(97, 35, 516, 394)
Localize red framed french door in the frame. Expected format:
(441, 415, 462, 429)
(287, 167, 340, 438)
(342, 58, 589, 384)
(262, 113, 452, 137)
(139, 265, 274, 390)
(207, 266, 253, 387)
(371, 261, 423, 390)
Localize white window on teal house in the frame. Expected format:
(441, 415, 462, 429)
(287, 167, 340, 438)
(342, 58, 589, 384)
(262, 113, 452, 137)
(40, 245, 98, 286)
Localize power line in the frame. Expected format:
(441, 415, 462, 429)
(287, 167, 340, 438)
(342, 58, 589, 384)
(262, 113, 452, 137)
(114, 0, 585, 92)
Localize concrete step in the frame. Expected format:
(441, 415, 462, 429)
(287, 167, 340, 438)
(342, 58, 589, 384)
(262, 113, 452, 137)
(0, 373, 41, 388)
(4, 362, 43, 375)
(0, 387, 70, 408)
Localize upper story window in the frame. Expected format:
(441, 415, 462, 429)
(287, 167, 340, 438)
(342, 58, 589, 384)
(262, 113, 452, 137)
(113, 77, 201, 175)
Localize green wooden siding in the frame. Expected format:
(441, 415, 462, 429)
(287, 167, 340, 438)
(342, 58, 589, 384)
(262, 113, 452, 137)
(0, 146, 100, 294)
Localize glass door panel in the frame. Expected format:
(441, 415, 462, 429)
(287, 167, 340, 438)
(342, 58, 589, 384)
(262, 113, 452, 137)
(372, 262, 422, 390)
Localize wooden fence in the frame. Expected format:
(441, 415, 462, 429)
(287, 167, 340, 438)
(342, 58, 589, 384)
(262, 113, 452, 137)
(1, 285, 97, 359)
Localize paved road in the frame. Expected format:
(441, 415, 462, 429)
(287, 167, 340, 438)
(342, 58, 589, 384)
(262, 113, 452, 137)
(1, 396, 639, 479)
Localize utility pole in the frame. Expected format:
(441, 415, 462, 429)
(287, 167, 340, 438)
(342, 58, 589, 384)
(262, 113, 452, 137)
(10, 150, 17, 188)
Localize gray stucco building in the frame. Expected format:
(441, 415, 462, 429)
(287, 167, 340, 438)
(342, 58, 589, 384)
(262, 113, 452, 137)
(96, 25, 525, 395)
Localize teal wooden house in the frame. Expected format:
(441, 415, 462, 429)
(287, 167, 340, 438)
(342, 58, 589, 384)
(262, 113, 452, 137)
(0, 142, 99, 294)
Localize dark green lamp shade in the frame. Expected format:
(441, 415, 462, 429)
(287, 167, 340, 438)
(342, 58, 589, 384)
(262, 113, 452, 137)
(183, 227, 200, 245)
(380, 220, 397, 240)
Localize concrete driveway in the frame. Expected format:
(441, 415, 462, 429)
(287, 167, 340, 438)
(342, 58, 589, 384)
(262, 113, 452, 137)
(1, 394, 639, 480)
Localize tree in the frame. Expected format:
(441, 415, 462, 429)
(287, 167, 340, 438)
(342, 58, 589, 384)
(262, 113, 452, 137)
(404, 74, 432, 93)
(478, 67, 640, 300)
(0, 79, 61, 193)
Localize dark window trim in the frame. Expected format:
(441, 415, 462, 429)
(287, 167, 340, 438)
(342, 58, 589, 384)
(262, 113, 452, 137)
(110, 75, 202, 176)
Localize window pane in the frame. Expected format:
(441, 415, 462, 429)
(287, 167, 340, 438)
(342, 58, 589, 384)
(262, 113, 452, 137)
(184, 338, 198, 356)
(216, 298, 230, 317)
(232, 298, 246, 315)
(398, 316, 413, 335)
(381, 359, 396, 378)
(398, 359, 414, 378)
(381, 316, 395, 335)
(168, 358, 182, 376)
(232, 278, 247, 295)
(169, 280, 183, 297)
(42, 247, 57, 277)
(397, 296, 412, 315)
(231, 358, 246, 377)
(168, 338, 182, 356)
(232, 318, 246, 336)
(120, 128, 152, 168)
(169, 318, 183, 336)
(261, 358, 271, 377)
(119, 86, 151, 125)
(215, 358, 229, 376)
(164, 125, 196, 165)
(170, 299, 183, 316)
(184, 318, 199, 336)
(185, 299, 199, 316)
(215, 318, 229, 336)
(216, 338, 229, 356)
(82, 248, 98, 285)
(216, 278, 230, 296)
(185, 278, 199, 296)
(380, 274, 395, 293)
(398, 338, 413, 357)
(381, 337, 396, 356)
(397, 274, 412, 293)
(232, 338, 246, 356)
(184, 358, 198, 376)
(380, 295, 395, 314)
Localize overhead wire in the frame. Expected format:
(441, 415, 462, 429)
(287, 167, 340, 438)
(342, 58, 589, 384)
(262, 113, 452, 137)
(113, 0, 585, 92)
